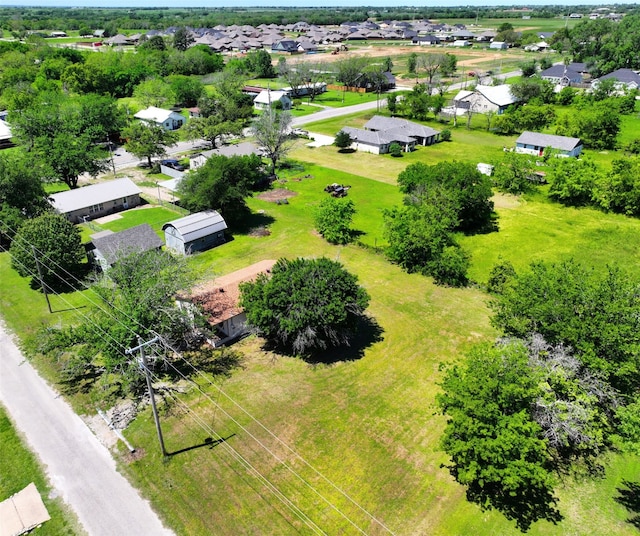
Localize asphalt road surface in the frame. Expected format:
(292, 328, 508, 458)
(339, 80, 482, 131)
(0, 321, 175, 536)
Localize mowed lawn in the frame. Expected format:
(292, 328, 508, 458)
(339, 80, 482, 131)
(2, 161, 638, 533)
(106, 163, 639, 535)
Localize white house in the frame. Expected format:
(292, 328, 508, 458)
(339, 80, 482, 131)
(453, 84, 519, 115)
(163, 211, 228, 255)
(515, 131, 583, 158)
(489, 41, 508, 50)
(253, 90, 292, 111)
(48, 178, 142, 223)
(591, 68, 640, 92)
(134, 106, 185, 130)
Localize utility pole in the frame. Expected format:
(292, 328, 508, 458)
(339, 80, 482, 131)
(32, 246, 52, 314)
(126, 336, 167, 457)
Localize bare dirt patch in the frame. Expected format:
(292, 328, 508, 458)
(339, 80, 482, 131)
(257, 188, 298, 202)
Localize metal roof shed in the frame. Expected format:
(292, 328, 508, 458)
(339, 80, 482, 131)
(162, 211, 228, 255)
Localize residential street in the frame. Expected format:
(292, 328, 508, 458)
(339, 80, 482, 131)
(0, 321, 175, 536)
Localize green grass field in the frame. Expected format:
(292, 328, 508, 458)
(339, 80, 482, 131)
(4, 152, 638, 534)
(0, 405, 81, 535)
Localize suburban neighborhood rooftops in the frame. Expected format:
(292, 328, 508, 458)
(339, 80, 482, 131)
(186, 259, 277, 324)
(516, 131, 583, 151)
(539, 64, 583, 81)
(162, 210, 228, 243)
(48, 178, 141, 214)
(90, 224, 164, 265)
(134, 106, 178, 123)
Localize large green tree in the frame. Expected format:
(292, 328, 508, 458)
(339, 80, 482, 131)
(490, 260, 640, 396)
(398, 161, 494, 233)
(122, 122, 178, 167)
(177, 154, 267, 223)
(240, 257, 370, 355)
(185, 115, 243, 150)
(438, 341, 559, 532)
(10, 212, 85, 289)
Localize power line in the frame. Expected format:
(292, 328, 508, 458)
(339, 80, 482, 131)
(146, 366, 327, 536)
(3, 219, 393, 534)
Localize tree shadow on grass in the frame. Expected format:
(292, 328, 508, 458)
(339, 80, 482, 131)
(615, 480, 640, 529)
(466, 480, 563, 533)
(231, 210, 276, 236)
(262, 315, 384, 365)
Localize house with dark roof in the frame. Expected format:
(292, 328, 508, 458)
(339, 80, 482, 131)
(163, 211, 228, 255)
(87, 224, 164, 271)
(48, 178, 142, 223)
(272, 39, 300, 53)
(540, 64, 583, 85)
(592, 68, 640, 92)
(412, 35, 440, 46)
(515, 131, 583, 157)
(340, 115, 440, 155)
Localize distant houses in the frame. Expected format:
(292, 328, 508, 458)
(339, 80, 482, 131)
(340, 115, 440, 155)
(515, 132, 583, 158)
(48, 178, 142, 223)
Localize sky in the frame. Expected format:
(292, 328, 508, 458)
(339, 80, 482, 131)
(2, 1, 639, 7)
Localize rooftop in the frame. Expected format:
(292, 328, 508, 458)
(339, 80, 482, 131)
(48, 178, 141, 214)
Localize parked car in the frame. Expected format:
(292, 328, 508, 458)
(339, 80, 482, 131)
(161, 159, 186, 171)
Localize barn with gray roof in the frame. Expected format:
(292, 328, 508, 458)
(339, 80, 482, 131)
(162, 211, 228, 255)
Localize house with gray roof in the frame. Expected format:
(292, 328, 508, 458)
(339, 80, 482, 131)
(339, 116, 440, 155)
(592, 68, 640, 92)
(540, 64, 583, 85)
(88, 224, 164, 271)
(162, 210, 228, 255)
(48, 178, 142, 223)
(515, 131, 583, 158)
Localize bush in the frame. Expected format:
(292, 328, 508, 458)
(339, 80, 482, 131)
(314, 197, 356, 245)
(440, 129, 451, 141)
(389, 142, 403, 157)
(429, 245, 470, 287)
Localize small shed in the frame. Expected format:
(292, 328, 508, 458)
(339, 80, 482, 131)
(489, 41, 508, 50)
(134, 106, 185, 131)
(515, 131, 583, 158)
(183, 259, 277, 345)
(87, 224, 164, 271)
(162, 211, 228, 255)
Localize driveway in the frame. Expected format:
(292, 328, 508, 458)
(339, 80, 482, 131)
(0, 321, 175, 536)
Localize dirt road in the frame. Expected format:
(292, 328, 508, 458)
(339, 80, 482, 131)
(0, 321, 175, 536)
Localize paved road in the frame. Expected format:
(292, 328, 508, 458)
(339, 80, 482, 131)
(0, 321, 175, 536)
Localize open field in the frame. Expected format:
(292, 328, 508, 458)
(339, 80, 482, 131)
(2, 151, 639, 534)
(0, 404, 81, 535)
